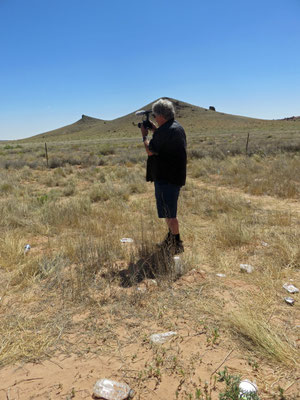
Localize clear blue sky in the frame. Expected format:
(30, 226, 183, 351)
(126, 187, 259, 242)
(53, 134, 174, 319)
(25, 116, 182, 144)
(1, 0, 300, 140)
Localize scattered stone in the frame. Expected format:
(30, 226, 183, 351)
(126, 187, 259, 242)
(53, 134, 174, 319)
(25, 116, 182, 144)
(93, 379, 134, 400)
(283, 283, 299, 294)
(216, 273, 226, 278)
(136, 280, 157, 293)
(261, 241, 269, 247)
(284, 297, 295, 306)
(173, 256, 184, 276)
(239, 380, 258, 398)
(120, 238, 134, 243)
(24, 244, 31, 254)
(179, 268, 205, 284)
(240, 264, 254, 273)
(150, 331, 177, 344)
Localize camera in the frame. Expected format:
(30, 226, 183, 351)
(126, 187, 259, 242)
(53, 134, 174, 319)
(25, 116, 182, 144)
(135, 110, 153, 130)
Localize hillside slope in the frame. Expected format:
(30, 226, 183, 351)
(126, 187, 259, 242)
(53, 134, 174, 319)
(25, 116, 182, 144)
(20, 97, 300, 143)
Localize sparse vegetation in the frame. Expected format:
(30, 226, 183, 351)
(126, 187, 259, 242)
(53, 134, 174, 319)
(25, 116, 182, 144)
(0, 127, 299, 399)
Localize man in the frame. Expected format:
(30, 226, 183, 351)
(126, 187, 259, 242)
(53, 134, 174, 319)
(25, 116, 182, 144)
(140, 98, 187, 254)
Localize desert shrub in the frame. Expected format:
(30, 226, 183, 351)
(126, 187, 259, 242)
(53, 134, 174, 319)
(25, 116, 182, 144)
(204, 192, 251, 219)
(42, 175, 56, 187)
(67, 236, 114, 274)
(98, 144, 115, 155)
(53, 167, 66, 177)
(89, 185, 110, 202)
(38, 254, 69, 281)
(36, 194, 49, 205)
(98, 157, 107, 166)
(0, 159, 27, 169)
(97, 170, 106, 183)
(63, 182, 76, 196)
(189, 157, 221, 178)
(214, 215, 253, 248)
(203, 154, 300, 199)
(19, 165, 34, 178)
(41, 197, 91, 227)
(188, 149, 206, 159)
(0, 232, 28, 270)
(89, 182, 130, 203)
(0, 197, 35, 228)
(0, 182, 14, 194)
(49, 157, 63, 168)
(263, 232, 300, 269)
(128, 181, 147, 194)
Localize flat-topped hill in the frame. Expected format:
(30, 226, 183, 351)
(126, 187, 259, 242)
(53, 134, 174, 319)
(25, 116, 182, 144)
(19, 97, 300, 143)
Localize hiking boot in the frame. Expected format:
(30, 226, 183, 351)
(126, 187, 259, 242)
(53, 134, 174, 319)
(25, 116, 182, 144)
(156, 231, 172, 249)
(173, 240, 184, 255)
(158, 236, 184, 255)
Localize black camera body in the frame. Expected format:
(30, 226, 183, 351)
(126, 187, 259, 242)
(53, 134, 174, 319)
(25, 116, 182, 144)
(136, 110, 153, 130)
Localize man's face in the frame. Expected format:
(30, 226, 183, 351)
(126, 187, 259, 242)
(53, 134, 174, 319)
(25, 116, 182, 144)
(153, 114, 167, 127)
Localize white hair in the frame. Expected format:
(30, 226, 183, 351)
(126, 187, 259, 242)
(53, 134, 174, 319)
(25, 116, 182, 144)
(152, 98, 175, 120)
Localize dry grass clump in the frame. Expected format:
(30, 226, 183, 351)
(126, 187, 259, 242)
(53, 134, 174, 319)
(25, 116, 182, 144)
(228, 308, 297, 366)
(0, 232, 30, 271)
(261, 231, 300, 270)
(0, 196, 37, 229)
(40, 196, 92, 228)
(0, 143, 300, 398)
(189, 153, 300, 199)
(213, 215, 253, 249)
(0, 314, 64, 367)
(89, 182, 130, 202)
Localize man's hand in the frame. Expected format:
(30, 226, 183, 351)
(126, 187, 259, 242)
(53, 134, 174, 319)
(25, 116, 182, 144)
(141, 124, 148, 138)
(140, 123, 155, 156)
(140, 120, 157, 138)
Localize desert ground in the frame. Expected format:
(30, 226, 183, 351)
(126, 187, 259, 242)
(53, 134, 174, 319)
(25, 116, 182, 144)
(0, 102, 299, 399)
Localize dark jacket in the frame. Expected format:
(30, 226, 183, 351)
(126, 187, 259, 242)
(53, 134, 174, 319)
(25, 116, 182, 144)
(146, 119, 187, 186)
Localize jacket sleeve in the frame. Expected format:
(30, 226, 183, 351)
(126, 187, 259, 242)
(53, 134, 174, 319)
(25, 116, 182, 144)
(149, 129, 166, 154)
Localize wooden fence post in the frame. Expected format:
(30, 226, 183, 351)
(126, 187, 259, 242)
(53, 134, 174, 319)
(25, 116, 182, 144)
(245, 133, 250, 155)
(45, 143, 49, 168)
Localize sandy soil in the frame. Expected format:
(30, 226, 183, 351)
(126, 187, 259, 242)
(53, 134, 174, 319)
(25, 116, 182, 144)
(0, 179, 299, 400)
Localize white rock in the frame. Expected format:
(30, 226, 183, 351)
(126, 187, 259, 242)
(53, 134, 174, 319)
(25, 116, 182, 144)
(284, 297, 295, 306)
(24, 244, 31, 254)
(120, 238, 134, 243)
(137, 286, 146, 293)
(173, 256, 184, 275)
(93, 379, 134, 400)
(283, 283, 299, 294)
(240, 264, 254, 273)
(150, 331, 177, 344)
(239, 379, 258, 398)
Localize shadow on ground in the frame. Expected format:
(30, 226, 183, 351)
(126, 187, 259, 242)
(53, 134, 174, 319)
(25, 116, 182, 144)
(119, 247, 174, 287)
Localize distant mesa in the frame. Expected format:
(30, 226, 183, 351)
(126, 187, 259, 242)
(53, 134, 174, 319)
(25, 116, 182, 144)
(80, 114, 103, 123)
(281, 116, 300, 121)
